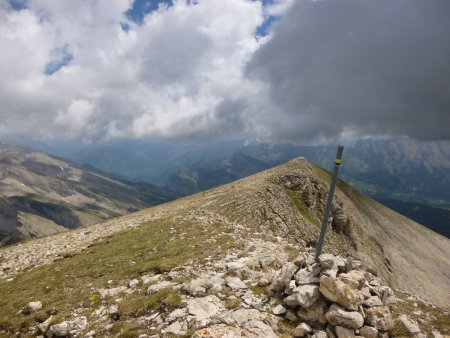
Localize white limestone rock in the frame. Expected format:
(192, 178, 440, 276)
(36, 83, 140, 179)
(285, 284, 320, 308)
(187, 295, 223, 322)
(225, 276, 247, 290)
(363, 296, 382, 307)
(23, 301, 42, 314)
(319, 254, 336, 269)
(397, 314, 421, 335)
(325, 304, 364, 329)
(272, 304, 287, 315)
(38, 315, 53, 334)
(319, 275, 362, 311)
(338, 271, 367, 290)
(165, 321, 183, 335)
(221, 308, 262, 326)
(297, 300, 328, 325)
(293, 323, 312, 337)
(358, 325, 378, 338)
(335, 326, 356, 338)
(269, 262, 298, 292)
(365, 306, 393, 331)
(243, 320, 277, 338)
(146, 281, 177, 295)
(128, 279, 139, 288)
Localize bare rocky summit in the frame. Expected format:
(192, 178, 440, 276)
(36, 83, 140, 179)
(0, 157, 448, 337)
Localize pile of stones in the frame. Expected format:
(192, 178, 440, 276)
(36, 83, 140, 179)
(19, 246, 445, 337)
(267, 252, 440, 338)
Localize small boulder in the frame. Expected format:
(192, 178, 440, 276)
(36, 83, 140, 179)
(38, 315, 54, 334)
(99, 286, 127, 298)
(47, 322, 70, 337)
(187, 295, 222, 322)
(319, 254, 336, 269)
(285, 280, 297, 294)
(363, 296, 382, 307)
(128, 279, 139, 288)
(397, 314, 420, 335)
(321, 268, 338, 279)
(311, 331, 328, 338)
(430, 330, 443, 338)
(297, 300, 328, 325)
(165, 321, 183, 335)
(183, 279, 207, 296)
(358, 325, 378, 338)
(225, 276, 247, 290)
(108, 304, 120, 321)
(285, 309, 298, 322)
(335, 326, 356, 338)
(243, 320, 277, 338)
(269, 262, 298, 292)
(147, 281, 177, 295)
(285, 284, 320, 308)
(365, 306, 393, 331)
(295, 264, 322, 285)
(338, 271, 366, 290)
(294, 253, 308, 268)
(320, 275, 362, 311)
(325, 304, 364, 329)
(293, 323, 312, 337)
(23, 301, 42, 315)
(272, 304, 287, 315)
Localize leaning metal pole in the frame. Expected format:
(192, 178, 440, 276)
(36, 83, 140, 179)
(315, 145, 344, 262)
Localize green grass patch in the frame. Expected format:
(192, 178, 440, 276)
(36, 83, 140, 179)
(108, 321, 146, 337)
(277, 319, 297, 338)
(0, 218, 235, 335)
(119, 287, 181, 319)
(284, 188, 320, 227)
(390, 292, 450, 335)
(310, 163, 331, 181)
(389, 320, 411, 337)
(225, 298, 241, 310)
(283, 245, 299, 262)
(249, 285, 268, 298)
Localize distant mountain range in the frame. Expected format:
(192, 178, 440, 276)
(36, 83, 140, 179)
(0, 144, 177, 246)
(166, 139, 450, 237)
(27, 138, 450, 238)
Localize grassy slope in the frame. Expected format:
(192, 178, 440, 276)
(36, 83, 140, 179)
(0, 217, 241, 336)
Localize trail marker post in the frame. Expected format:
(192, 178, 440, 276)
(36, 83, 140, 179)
(315, 145, 344, 262)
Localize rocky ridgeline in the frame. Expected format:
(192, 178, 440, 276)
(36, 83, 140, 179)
(17, 242, 447, 338)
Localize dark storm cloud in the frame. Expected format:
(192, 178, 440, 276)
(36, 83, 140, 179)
(247, 0, 450, 140)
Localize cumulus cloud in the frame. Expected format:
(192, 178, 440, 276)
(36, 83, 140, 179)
(0, 0, 449, 143)
(0, 0, 268, 141)
(247, 0, 450, 141)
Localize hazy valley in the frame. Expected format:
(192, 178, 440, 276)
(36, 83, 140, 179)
(45, 138, 450, 238)
(0, 144, 177, 246)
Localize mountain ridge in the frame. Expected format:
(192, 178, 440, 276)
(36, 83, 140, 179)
(0, 157, 448, 337)
(0, 143, 177, 246)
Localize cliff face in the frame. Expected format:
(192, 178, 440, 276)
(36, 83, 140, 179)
(0, 158, 448, 337)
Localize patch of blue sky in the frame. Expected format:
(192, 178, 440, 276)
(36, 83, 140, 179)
(255, 0, 284, 38)
(8, 0, 27, 11)
(256, 15, 279, 37)
(44, 46, 73, 76)
(120, 22, 131, 32)
(125, 0, 173, 25)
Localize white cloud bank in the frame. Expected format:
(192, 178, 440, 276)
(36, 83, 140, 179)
(0, 0, 449, 143)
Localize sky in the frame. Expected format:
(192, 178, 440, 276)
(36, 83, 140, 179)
(0, 0, 449, 144)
